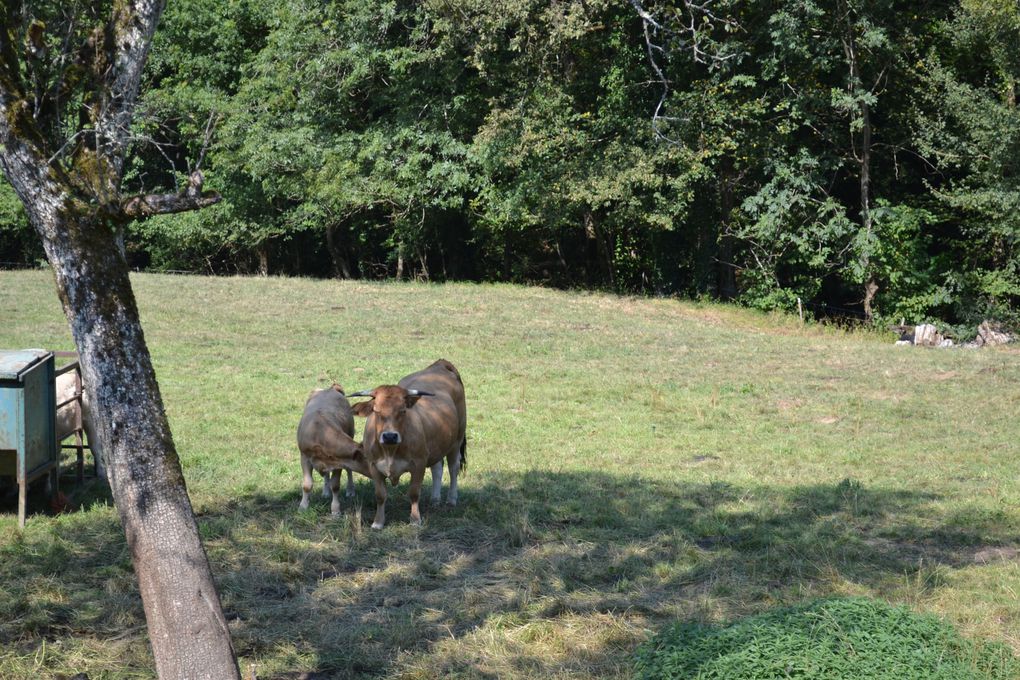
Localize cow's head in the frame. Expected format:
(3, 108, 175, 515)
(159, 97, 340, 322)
(341, 440, 368, 474)
(349, 385, 433, 448)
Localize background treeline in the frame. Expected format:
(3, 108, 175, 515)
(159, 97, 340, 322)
(1, 0, 1017, 330)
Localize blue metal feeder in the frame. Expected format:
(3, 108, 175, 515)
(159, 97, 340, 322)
(0, 349, 58, 527)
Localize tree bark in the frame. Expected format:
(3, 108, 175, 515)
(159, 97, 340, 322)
(418, 250, 430, 282)
(584, 210, 615, 288)
(0, 4, 241, 678)
(325, 224, 351, 279)
(257, 243, 269, 276)
(716, 163, 738, 300)
(858, 88, 876, 321)
(842, 6, 878, 322)
(121, 190, 221, 219)
(0, 151, 240, 680)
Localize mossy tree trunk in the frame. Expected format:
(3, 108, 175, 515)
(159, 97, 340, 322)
(0, 3, 240, 678)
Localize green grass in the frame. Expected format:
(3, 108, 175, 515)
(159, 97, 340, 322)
(635, 596, 1020, 679)
(0, 270, 1019, 679)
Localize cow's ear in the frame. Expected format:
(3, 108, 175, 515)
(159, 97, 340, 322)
(351, 400, 373, 417)
(405, 393, 423, 408)
(331, 383, 344, 394)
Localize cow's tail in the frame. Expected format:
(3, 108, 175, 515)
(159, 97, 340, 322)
(459, 436, 467, 472)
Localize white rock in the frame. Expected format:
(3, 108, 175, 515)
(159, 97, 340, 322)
(913, 324, 943, 347)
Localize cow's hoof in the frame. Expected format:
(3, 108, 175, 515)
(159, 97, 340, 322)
(298, 501, 309, 511)
(446, 498, 458, 507)
(345, 490, 356, 498)
(371, 521, 384, 530)
(409, 517, 422, 526)
(430, 496, 441, 505)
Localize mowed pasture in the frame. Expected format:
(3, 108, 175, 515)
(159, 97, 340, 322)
(1, 269, 1019, 679)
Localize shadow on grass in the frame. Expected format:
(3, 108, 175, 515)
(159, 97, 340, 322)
(0, 457, 114, 522)
(202, 472, 1020, 678)
(2, 472, 1018, 678)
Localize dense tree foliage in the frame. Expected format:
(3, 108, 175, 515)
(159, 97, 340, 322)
(1, 0, 1016, 328)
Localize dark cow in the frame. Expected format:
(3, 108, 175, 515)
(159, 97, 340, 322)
(349, 359, 466, 529)
(297, 384, 366, 516)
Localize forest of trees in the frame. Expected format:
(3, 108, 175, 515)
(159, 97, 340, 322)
(1, 0, 1017, 331)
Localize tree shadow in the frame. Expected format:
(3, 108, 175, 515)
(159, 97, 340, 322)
(195, 471, 1020, 678)
(0, 462, 113, 522)
(1, 471, 1016, 677)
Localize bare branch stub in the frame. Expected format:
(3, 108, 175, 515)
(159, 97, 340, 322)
(193, 110, 219, 172)
(120, 189, 222, 220)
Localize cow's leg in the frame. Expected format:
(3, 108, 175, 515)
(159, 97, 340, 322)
(322, 470, 333, 499)
(371, 475, 388, 529)
(299, 454, 314, 510)
(93, 447, 107, 482)
(430, 460, 443, 504)
(408, 463, 426, 525)
(447, 446, 462, 506)
(329, 472, 342, 517)
(345, 469, 356, 498)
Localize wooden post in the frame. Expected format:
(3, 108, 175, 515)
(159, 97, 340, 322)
(797, 297, 804, 322)
(48, 460, 59, 506)
(18, 477, 27, 529)
(75, 430, 84, 484)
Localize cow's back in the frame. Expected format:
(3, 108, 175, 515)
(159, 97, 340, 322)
(400, 360, 465, 429)
(297, 389, 355, 455)
(399, 360, 466, 461)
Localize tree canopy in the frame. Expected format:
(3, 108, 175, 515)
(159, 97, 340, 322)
(2, 0, 1017, 329)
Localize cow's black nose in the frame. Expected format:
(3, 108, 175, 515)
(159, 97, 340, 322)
(381, 431, 400, 445)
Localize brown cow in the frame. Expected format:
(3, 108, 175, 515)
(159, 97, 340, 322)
(297, 384, 367, 516)
(349, 359, 466, 529)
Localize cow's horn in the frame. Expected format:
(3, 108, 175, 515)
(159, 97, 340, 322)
(407, 389, 435, 396)
(346, 390, 373, 397)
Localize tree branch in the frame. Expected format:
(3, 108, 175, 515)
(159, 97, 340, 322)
(121, 168, 220, 219)
(629, 0, 739, 145)
(120, 190, 221, 220)
(96, 1, 167, 176)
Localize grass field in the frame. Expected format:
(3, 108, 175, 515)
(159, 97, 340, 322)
(1, 269, 1019, 679)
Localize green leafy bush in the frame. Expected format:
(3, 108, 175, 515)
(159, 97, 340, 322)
(634, 597, 1020, 680)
